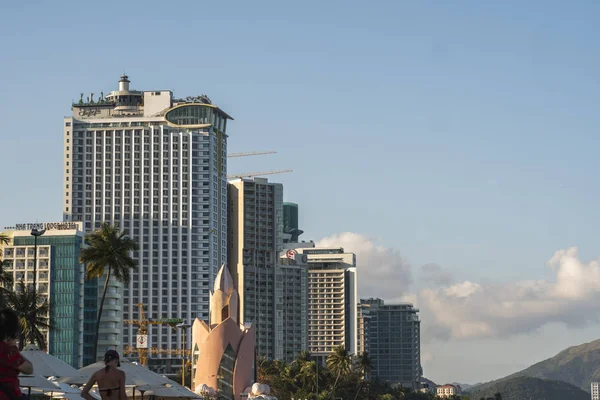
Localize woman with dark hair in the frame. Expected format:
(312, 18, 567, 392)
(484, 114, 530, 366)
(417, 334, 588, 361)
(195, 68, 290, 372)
(81, 350, 128, 400)
(0, 308, 34, 400)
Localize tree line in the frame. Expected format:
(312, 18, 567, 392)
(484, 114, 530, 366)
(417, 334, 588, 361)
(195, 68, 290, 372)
(257, 346, 496, 400)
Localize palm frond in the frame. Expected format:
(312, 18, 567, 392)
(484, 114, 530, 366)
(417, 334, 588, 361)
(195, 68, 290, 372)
(6, 280, 51, 350)
(80, 222, 138, 283)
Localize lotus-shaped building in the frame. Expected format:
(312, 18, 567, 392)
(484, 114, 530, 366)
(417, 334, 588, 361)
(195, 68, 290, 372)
(191, 265, 255, 400)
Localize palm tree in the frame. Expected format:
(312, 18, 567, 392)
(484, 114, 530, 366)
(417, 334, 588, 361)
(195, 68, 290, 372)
(297, 350, 312, 364)
(0, 234, 12, 308)
(356, 352, 373, 379)
(299, 360, 319, 394)
(352, 352, 373, 400)
(327, 345, 352, 398)
(0, 233, 9, 249)
(0, 260, 13, 307)
(79, 223, 137, 361)
(6, 280, 50, 350)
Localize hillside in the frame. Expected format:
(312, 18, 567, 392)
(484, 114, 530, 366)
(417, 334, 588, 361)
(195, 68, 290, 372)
(470, 337, 600, 392)
(467, 376, 589, 400)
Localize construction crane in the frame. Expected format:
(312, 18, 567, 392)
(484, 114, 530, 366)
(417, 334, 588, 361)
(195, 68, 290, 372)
(227, 169, 293, 180)
(122, 346, 193, 377)
(228, 151, 276, 158)
(123, 303, 184, 366)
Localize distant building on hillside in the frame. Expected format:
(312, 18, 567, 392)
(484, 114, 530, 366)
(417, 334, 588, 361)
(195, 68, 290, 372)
(592, 382, 599, 400)
(436, 384, 461, 398)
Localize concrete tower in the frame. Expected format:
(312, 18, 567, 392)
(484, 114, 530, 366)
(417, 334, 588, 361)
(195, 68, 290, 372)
(63, 76, 232, 369)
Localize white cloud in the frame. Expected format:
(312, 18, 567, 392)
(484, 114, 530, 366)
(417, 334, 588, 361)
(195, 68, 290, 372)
(444, 281, 480, 298)
(317, 232, 413, 299)
(419, 247, 600, 342)
(316, 232, 600, 343)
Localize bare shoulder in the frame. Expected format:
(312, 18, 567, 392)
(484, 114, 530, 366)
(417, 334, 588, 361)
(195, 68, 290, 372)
(119, 369, 126, 378)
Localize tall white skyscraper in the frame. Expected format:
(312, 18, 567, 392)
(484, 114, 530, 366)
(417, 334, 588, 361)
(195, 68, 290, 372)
(63, 76, 231, 369)
(592, 382, 599, 400)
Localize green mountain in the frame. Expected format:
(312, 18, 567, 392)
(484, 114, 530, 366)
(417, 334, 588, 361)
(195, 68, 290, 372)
(471, 337, 600, 393)
(467, 376, 589, 400)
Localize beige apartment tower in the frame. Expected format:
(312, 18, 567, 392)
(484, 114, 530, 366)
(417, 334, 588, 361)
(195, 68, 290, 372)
(293, 247, 358, 361)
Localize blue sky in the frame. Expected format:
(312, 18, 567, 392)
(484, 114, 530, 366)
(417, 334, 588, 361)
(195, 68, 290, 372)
(2, 0, 600, 383)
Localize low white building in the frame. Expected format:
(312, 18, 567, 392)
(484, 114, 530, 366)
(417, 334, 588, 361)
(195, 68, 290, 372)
(436, 384, 461, 398)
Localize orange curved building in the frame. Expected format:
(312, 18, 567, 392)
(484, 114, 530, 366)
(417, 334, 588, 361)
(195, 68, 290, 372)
(191, 265, 255, 400)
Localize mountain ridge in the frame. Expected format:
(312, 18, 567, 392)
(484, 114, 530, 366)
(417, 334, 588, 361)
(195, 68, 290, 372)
(467, 376, 589, 400)
(469, 337, 600, 393)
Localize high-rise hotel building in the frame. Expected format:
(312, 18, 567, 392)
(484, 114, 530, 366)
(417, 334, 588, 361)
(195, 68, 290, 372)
(294, 247, 358, 362)
(63, 76, 232, 367)
(358, 298, 422, 388)
(228, 178, 309, 363)
(227, 177, 284, 360)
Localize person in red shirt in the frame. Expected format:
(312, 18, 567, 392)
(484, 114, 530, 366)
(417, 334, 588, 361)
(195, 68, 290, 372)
(0, 309, 34, 400)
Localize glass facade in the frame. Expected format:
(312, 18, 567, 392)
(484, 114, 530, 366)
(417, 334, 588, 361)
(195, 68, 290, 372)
(358, 298, 421, 388)
(13, 234, 87, 368)
(283, 203, 298, 233)
(282, 202, 303, 243)
(83, 278, 98, 366)
(165, 105, 227, 130)
(217, 344, 236, 400)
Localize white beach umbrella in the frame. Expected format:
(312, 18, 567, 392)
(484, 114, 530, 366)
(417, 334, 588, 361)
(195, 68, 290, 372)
(61, 360, 174, 387)
(21, 345, 80, 378)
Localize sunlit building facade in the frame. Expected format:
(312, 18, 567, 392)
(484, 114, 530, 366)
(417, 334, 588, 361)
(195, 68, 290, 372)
(294, 247, 357, 362)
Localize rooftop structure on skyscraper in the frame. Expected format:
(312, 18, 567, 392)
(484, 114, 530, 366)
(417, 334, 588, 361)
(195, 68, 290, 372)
(282, 202, 303, 243)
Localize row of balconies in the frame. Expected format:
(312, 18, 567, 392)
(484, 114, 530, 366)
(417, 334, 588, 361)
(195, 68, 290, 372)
(9, 260, 50, 269)
(4, 247, 50, 257)
(12, 272, 50, 281)
(308, 305, 344, 310)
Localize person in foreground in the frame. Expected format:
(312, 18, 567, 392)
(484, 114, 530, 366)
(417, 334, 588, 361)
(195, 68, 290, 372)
(0, 308, 34, 400)
(82, 350, 128, 400)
